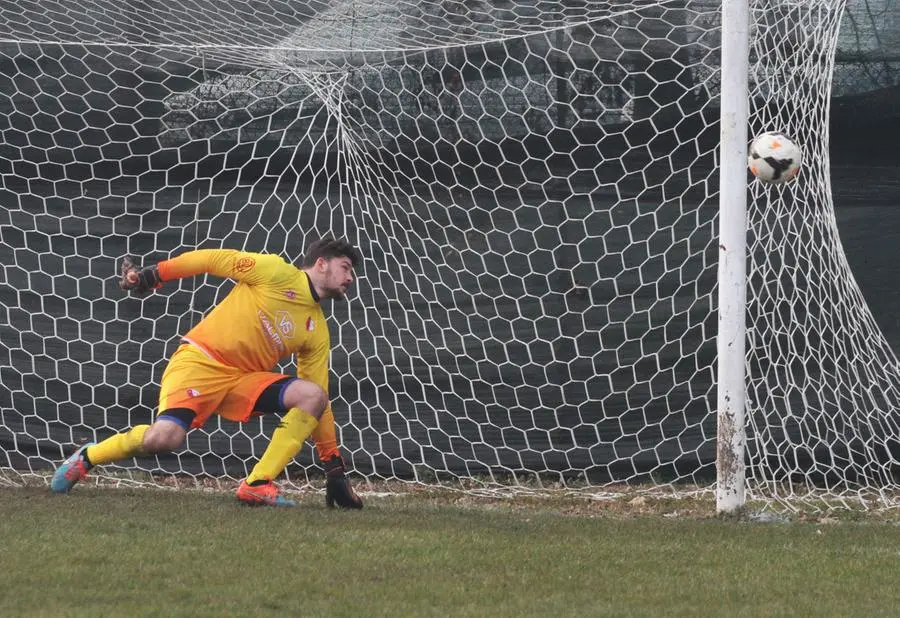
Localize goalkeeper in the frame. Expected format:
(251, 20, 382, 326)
(51, 238, 363, 509)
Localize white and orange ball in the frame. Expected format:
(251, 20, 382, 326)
(748, 132, 802, 184)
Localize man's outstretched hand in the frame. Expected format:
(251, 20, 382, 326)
(324, 455, 364, 509)
(118, 256, 161, 296)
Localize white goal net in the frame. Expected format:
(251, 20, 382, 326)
(1, 0, 897, 509)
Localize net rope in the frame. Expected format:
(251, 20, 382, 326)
(1, 0, 898, 509)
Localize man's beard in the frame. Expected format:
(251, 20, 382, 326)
(325, 287, 348, 301)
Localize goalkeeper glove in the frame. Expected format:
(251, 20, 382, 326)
(118, 256, 161, 296)
(323, 454, 363, 509)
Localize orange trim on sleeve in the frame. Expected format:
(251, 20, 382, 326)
(157, 250, 218, 282)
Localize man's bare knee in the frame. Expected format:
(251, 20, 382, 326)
(143, 421, 186, 453)
(282, 380, 328, 419)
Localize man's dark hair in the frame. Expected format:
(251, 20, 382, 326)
(302, 238, 361, 268)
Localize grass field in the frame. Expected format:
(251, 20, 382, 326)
(2, 486, 900, 617)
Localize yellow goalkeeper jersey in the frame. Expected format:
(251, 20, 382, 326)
(157, 249, 330, 390)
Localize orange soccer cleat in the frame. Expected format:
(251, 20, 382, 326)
(236, 480, 296, 507)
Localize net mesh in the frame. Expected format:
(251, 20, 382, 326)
(1, 0, 897, 509)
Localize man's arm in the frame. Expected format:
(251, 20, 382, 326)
(298, 332, 363, 509)
(119, 249, 283, 295)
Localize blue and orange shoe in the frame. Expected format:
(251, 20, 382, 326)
(50, 443, 94, 494)
(236, 480, 296, 507)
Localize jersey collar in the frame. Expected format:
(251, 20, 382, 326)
(304, 272, 320, 303)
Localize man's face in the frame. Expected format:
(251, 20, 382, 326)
(318, 256, 355, 300)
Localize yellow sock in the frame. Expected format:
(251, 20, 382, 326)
(85, 425, 150, 466)
(247, 408, 318, 484)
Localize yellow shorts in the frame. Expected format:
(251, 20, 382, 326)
(158, 344, 289, 429)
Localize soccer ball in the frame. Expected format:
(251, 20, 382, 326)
(748, 132, 802, 184)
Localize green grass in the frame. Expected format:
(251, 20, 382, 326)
(2, 487, 900, 617)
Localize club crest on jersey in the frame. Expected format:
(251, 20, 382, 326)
(186, 388, 200, 398)
(234, 257, 256, 273)
(284, 290, 296, 299)
(306, 317, 315, 332)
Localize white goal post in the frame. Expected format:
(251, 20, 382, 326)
(1, 0, 897, 511)
(716, 0, 750, 514)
